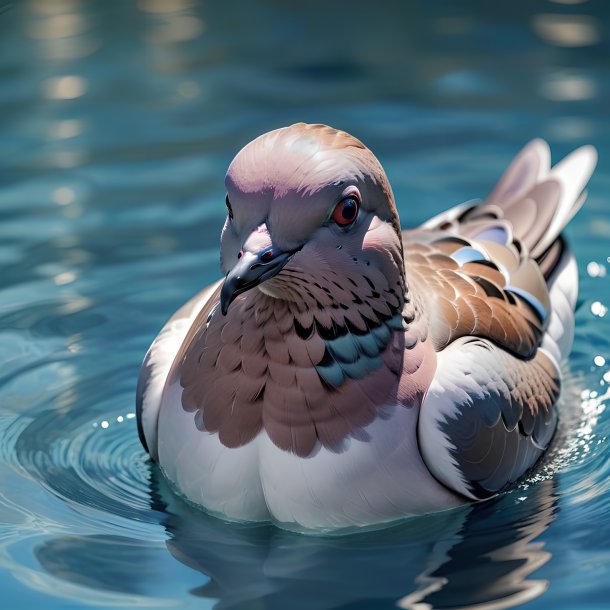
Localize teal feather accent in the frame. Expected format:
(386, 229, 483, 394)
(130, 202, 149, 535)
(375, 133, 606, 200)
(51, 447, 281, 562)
(341, 355, 383, 380)
(315, 360, 345, 388)
(327, 334, 359, 363)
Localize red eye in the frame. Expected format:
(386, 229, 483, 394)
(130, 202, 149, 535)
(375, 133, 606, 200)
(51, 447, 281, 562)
(332, 196, 359, 226)
(225, 194, 234, 220)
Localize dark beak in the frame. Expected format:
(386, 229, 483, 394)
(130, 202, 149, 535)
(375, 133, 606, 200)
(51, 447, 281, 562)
(220, 247, 298, 315)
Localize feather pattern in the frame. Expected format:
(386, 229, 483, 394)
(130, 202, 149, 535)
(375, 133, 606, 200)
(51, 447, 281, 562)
(136, 124, 597, 528)
(404, 233, 545, 357)
(172, 214, 426, 458)
(418, 337, 559, 500)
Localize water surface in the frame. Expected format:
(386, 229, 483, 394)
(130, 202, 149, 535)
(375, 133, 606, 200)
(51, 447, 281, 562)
(1, 1, 609, 608)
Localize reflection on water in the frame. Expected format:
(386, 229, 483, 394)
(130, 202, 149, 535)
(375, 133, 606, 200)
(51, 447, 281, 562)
(531, 13, 601, 47)
(1, 0, 610, 608)
(399, 488, 554, 610)
(34, 469, 557, 610)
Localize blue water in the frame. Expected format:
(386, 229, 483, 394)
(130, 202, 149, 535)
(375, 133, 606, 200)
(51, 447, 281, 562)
(1, 1, 609, 608)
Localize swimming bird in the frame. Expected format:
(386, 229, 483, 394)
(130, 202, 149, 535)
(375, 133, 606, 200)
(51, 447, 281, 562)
(136, 123, 596, 531)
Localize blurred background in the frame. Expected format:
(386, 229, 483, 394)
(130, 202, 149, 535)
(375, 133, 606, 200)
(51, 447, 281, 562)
(0, 1, 609, 609)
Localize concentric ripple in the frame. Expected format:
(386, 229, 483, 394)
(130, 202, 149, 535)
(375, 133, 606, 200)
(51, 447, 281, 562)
(13, 409, 152, 520)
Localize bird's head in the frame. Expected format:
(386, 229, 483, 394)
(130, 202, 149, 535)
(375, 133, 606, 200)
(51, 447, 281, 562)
(219, 123, 404, 315)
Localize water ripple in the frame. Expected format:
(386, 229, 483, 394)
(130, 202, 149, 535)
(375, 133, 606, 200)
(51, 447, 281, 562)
(1, 0, 610, 607)
(3, 407, 158, 528)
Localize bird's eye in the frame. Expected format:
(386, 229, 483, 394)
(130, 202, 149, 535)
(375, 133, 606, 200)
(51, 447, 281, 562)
(225, 194, 234, 220)
(331, 196, 359, 226)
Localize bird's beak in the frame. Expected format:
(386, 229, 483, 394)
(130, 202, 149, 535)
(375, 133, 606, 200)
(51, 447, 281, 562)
(220, 245, 299, 315)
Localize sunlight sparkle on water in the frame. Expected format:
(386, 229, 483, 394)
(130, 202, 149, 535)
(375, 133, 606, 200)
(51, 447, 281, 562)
(591, 301, 608, 317)
(43, 75, 87, 100)
(53, 187, 76, 206)
(587, 261, 607, 277)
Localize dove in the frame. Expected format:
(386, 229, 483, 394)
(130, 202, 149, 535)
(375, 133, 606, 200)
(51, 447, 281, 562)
(136, 123, 596, 531)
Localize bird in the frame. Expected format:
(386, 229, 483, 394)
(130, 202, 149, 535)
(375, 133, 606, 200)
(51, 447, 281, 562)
(136, 123, 597, 532)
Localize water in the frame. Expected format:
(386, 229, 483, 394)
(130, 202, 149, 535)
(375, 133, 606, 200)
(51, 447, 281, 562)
(0, 1, 609, 608)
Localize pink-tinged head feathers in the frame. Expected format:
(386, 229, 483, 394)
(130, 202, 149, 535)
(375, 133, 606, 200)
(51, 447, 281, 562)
(221, 123, 400, 265)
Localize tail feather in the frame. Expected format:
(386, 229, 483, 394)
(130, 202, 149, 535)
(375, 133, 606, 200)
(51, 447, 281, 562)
(536, 236, 565, 281)
(416, 139, 594, 363)
(542, 149, 594, 254)
(486, 140, 597, 261)
(486, 138, 551, 206)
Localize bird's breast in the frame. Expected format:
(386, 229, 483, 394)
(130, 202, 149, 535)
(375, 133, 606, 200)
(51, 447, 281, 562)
(157, 379, 462, 529)
(177, 288, 414, 458)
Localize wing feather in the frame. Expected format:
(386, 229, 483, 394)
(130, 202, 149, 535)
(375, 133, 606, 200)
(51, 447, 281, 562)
(404, 235, 543, 358)
(136, 280, 222, 459)
(418, 337, 559, 500)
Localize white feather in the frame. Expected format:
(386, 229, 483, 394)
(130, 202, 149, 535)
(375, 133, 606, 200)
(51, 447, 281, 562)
(258, 405, 462, 530)
(157, 380, 270, 522)
(418, 342, 490, 501)
(139, 280, 221, 459)
(156, 390, 463, 529)
(541, 250, 578, 363)
(540, 145, 597, 254)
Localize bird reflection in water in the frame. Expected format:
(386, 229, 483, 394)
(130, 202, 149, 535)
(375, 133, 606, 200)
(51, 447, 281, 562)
(33, 467, 556, 608)
(156, 471, 556, 610)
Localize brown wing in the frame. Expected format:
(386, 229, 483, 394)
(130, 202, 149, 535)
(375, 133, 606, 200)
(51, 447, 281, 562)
(403, 229, 549, 359)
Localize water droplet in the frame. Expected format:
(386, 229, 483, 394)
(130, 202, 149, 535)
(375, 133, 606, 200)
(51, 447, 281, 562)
(591, 301, 607, 317)
(587, 261, 607, 278)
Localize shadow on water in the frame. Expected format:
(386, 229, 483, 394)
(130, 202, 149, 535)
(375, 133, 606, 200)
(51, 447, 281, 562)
(34, 465, 558, 610)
